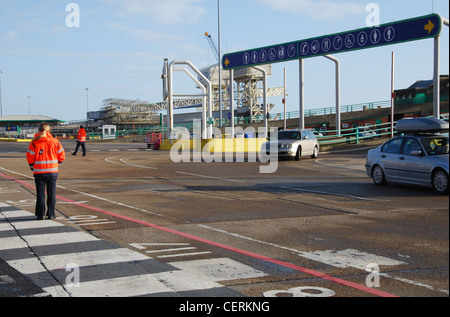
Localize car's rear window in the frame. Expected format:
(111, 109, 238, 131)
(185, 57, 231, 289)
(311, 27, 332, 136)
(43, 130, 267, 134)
(420, 137, 449, 156)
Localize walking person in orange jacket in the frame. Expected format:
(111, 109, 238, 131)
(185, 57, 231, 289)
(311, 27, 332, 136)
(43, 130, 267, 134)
(26, 122, 66, 220)
(72, 125, 87, 156)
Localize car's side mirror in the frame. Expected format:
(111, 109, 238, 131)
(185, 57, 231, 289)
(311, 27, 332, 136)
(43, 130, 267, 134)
(410, 150, 423, 156)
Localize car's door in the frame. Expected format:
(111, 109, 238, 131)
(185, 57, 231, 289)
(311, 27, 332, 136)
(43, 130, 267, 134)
(396, 137, 429, 186)
(380, 137, 404, 182)
(301, 131, 314, 155)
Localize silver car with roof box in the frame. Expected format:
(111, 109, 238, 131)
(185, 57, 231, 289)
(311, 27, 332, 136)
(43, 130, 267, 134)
(365, 118, 449, 194)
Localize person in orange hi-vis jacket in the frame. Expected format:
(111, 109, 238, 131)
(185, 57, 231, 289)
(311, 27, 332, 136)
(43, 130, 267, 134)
(27, 122, 66, 220)
(72, 125, 87, 156)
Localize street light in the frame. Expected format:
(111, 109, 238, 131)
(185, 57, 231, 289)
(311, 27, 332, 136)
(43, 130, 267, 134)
(27, 96, 31, 116)
(218, 0, 222, 126)
(0, 70, 3, 117)
(86, 88, 89, 120)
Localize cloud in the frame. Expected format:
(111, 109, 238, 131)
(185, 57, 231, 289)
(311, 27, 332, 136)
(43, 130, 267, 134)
(257, 0, 365, 21)
(101, 0, 206, 25)
(5, 30, 18, 39)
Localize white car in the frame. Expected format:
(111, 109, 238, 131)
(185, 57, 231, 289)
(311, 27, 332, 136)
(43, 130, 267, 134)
(263, 129, 320, 161)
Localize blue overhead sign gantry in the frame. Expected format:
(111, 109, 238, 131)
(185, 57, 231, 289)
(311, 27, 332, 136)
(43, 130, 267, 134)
(223, 14, 442, 70)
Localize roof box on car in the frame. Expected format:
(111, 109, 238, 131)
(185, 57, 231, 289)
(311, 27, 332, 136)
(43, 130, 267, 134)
(396, 117, 449, 134)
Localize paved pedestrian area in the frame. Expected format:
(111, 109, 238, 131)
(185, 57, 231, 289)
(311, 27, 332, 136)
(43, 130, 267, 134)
(0, 203, 262, 297)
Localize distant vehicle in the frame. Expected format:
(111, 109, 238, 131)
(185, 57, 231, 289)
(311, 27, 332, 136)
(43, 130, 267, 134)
(356, 126, 376, 140)
(365, 118, 449, 194)
(263, 129, 319, 161)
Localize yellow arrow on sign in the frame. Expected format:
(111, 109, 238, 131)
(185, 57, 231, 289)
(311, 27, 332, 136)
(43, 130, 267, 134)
(425, 19, 435, 34)
(224, 58, 230, 68)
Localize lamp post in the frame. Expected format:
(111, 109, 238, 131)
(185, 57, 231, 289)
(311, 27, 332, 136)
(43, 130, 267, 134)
(27, 96, 31, 116)
(217, 0, 222, 126)
(0, 70, 3, 117)
(86, 88, 89, 120)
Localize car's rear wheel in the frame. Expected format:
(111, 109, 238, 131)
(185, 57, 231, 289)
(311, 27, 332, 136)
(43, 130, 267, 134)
(372, 165, 386, 186)
(432, 169, 449, 194)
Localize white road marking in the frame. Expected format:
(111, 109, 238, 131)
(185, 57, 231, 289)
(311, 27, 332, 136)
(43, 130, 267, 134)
(0, 275, 15, 284)
(279, 185, 388, 202)
(316, 159, 366, 171)
(157, 251, 212, 259)
(169, 257, 268, 282)
(119, 158, 157, 169)
(176, 171, 246, 183)
(130, 243, 211, 258)
(1, 207, 265, 297)
(0, 166, 164, 219)
(199, 224, 449, 295)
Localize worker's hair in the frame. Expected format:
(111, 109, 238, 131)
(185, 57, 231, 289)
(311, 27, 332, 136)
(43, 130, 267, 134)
(33, 122, 51, 141)
(38, 122, 51, 133)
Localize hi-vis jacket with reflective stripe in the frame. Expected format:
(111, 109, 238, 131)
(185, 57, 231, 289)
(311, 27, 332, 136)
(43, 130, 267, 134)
(77, 128, 87, 142)
(27, 132, 66, 175)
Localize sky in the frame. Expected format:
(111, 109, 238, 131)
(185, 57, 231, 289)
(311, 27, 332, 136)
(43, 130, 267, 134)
(0, 0, 449, 122)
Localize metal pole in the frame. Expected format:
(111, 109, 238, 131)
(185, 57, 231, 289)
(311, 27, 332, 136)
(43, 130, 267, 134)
(0, 70, 3, 117)
(218, 0, 222, 126)
(86, 88, 89, 120)
(324, 55, 341, 136)
(252, 66, 268, 138)
(229, 69, 234, 138)
(27, 96, 31, 116)
(433, 35, 440, 119)
(299, 59, 305, 130)
(391, 51, 395, 138)
(283, 67, 287, 130)
(434, 16, 449, 118)
(167, 63, 174, 141)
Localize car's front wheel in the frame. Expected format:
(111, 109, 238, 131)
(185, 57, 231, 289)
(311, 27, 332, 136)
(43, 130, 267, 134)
(372, 165, 387, 186)
(295, 147, 301, 161)
(432, 169, 449, 194)
(311, 146, 319, 159)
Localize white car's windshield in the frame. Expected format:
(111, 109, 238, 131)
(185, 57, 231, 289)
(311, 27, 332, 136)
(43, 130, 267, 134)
(420, 137, 449, 156)
(275, 131, 301, 140)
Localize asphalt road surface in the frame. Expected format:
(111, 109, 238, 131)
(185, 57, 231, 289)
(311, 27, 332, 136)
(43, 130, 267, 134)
(0, 139, 448, 299)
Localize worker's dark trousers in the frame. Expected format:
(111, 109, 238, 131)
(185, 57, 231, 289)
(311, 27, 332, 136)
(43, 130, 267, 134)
(73, 142, 86, 156)
(34, 173, 58, 219)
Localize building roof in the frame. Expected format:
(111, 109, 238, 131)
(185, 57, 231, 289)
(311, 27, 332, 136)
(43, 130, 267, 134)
(0, 115, 61, 123)
(408, 80, 434, 89)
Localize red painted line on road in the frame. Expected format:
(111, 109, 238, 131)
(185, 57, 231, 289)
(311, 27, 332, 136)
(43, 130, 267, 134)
(1, 172, 399, 297)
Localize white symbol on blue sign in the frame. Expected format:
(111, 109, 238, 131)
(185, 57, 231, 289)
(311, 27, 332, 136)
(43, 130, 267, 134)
(300, 42, 309, 55)
(384, 26, 395, 42)
(278, 46, 286, 59)
(345, 34, 355, 48)
(251, 51, 258, 63)
(243, 52, 250, 64)
(370, 29, 381, 44)
(358, 31, 368, 46)
(244, 53, 251, 64)
(269, 48, 276, 60)
(333, 36, 343, 50)
(322, 38, 331, 52)
(260, 49, 267, 62)
(311, 40, 320, 54)
(288, 44, 296, 58)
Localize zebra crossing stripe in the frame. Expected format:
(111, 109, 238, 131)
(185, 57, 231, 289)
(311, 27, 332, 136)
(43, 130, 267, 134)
(0, 205, 261, 297)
